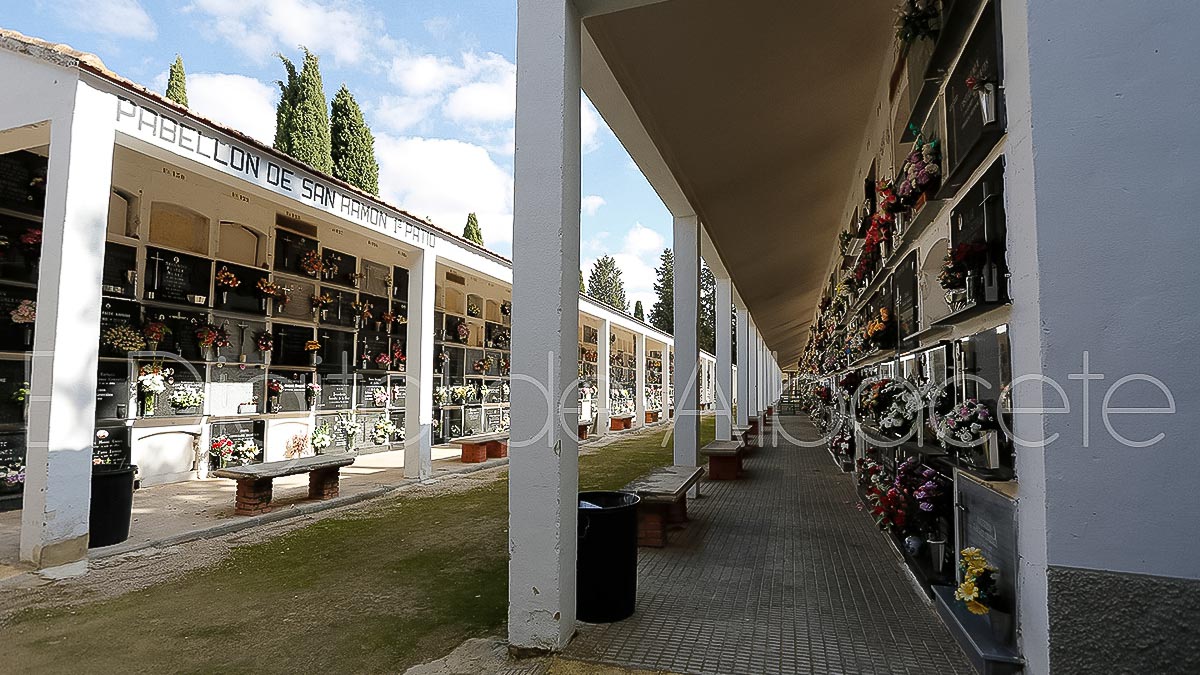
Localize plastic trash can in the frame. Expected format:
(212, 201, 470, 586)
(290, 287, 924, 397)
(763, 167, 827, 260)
(89, 465, 137, 548)
(577, 490, 641, 622)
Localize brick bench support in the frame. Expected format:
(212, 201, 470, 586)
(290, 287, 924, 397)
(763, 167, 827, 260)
(235, 477, 273, 516)
(460, 442, 488, 463)
(308, 467, 341, 500)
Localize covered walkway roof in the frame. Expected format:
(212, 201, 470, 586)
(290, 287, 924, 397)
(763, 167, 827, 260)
(581, 0, 896, 366)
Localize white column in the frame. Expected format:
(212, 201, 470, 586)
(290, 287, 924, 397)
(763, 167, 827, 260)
(509, 0, 580, 652)
(747, 320, 759, 419)
(20, 82, 117, 569)
(634, 332, 646, 428)
(672, 215, 700, 468)
(714, 276, 733, 441)
(735, 300, 750, 428)
(404, 248, 435, 480)
(595, 318, 610, 434)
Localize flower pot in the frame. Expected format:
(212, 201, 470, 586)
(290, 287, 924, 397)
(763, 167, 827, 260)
(977, 84, 997, 125)
(927, 537, 946, 574)
(89, 464, 136, 548)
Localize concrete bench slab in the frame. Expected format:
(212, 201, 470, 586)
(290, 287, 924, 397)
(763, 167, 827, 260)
(213, 455, 356, 516)
(623, 465, 705, 548)
(700, 440, 747, 480)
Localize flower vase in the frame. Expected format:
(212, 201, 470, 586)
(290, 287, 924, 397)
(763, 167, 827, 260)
(221, 291, 229, 304)
(23, 327, 33, 348)
(977, 83, 997, 125)
(373, 321, 382, 332)
(309, 352, 319, 367)
(143, 393, 155, 417)
(204, 345, 217, 362)
(966, 274, 983, 304)
(927, 537, 946, 574)
(146, 340, 158, 354)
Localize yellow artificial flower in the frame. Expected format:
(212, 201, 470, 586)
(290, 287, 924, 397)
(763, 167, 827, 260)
(966, 561, 987, 578)
(965, 600, 990, 615)
(961, 547, 983, 560)
(955, 580, 980, 602)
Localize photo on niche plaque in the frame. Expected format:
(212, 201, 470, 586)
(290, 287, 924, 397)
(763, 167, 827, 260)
(212, 262, 268, 316)
(144, 247, 212, 307)
(0, 284, 37, 352)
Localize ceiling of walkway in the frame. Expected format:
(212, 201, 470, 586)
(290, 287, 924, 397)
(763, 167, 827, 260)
(583, 0, 895, 367)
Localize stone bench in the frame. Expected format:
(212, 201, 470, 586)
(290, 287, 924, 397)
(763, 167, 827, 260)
(700, 440, 747, 480)
(623, 465, 705, 548)
(645, 409, 661, 424)
(578, 418, 592, 440)
(449, 432, 510, 462)
(609, 414, 634, 431)
(213, 454, 356, 516)
(732, 424, 758, 449)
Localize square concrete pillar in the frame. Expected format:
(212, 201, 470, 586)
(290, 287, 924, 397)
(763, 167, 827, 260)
(634, 332, 646, 428)
(672, 215, 700, 469)
(508, 0, 581, 653)
(595, 318, 610, 435)
(20, 82, 117, 569)
(715, 276, 733, 441)
(735, 299, 750, 428)
(660, 345, 671, 415)
(404, 247, 435, 480)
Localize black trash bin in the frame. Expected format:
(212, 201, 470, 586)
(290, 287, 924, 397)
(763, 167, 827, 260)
(89, 465, 137, 548)
(577, 490, 641, 623)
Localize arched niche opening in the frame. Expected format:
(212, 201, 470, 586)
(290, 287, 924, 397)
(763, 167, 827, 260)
(216, 221, 266, 267)
(920, 236, 951, 327)
(148, 202, 209, 255)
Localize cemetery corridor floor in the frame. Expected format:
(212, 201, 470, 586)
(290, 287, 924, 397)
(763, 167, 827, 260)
(562, 415, 973, 675)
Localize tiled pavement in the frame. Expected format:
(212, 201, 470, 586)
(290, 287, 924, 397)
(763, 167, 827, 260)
(564, 415, 974, 675)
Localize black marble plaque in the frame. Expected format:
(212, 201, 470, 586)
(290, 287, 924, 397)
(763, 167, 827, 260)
(358, 374, 387, 408)
(358, 294, 389, 332)
(141, 308, 206, 362)
(0, 283, 37, 352)
(144, 247, 211, 307)
(216, 319, 267, 365)
(320, 248, 358, 288)
(0, 150, 46, 216)
(956, 476, 1017, 612)
(389, 411, 405, 440)
(359, 331, 388, 370)
(0, 431, 26, 482)
(945, 3, 1004, 186)
(213, 262, 268, 316)
(273, 229, 318, 277)
(0, 360, 29, 425)
(895, 251, 919, 349)
(0, 213, 41, 285)
(273, 324, 315, 368)
(210, 420, 264, 466)
(484, 407, 503, 433)
(95, 361, 132, 421)
(273, 370, 311, 412)
(392, 266, 409, 301)
(317, 329, 355, 373)
(92, 424, 131, 467)
(360, 412, 386, 446)
(102, 242, 137, 299)
(388, 375, 406, 408)
(389, 336, 408, 372)
(463, 405, 483, 436)
(98, 298, 141, 356)
(319, 374, 354, 410)
(322, 289, 358, 329)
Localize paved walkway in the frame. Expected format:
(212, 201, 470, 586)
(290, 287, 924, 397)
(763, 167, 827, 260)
(564, 415, 972, 675)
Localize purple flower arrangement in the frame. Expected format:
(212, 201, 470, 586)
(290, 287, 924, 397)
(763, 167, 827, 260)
(896, 138, 941, 208)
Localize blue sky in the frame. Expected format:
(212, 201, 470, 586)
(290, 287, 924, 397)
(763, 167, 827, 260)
(2, 0, 672, 310)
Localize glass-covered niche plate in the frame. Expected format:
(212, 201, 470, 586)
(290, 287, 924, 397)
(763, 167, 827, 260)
(144, 247, 212, 307)
(358, 374, 387, 408)
(139, 360, 205, 419)
(212, 262, 269, 316)
(274, 278, 316, 323)
(272, 323, 315, 368)
(270, 370, 312, 413)
(102, 242, 137, 299)
(320, 248, 358, 288)
(208, 364, 264, 416)
(0, 283, 37, 352)
(209, 420, 265, 467)
(98, 298, 140, 357)
(273, 228, 318, 277)
(361, 260, 391, 298)
(143, 308, 208, 363)
(317, 329, 355, 373)
(321, 289, 357, 329)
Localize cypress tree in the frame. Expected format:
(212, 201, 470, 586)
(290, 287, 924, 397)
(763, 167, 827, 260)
(649, 248, 674, 333)
(166, 55, 188, 107)
(699, 263, 716, 354)
(587, 255, 629, 311)
(462, 212, 484, 245)
(330, 85, 379, 195)
(580, 270, 586, 294)
(634, 300, 645, 321)
(275, 48, 332, 174)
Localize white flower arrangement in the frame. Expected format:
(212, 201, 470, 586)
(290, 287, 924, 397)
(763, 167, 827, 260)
(372, 418, 399, 444)
(311, 423, 332, 451)
(334, 412, 358, 450)
(233, 440, 260, 465)
(879, 380, 922, 434)
(137, 367, 173, 395)
(168, 386, 204, 409)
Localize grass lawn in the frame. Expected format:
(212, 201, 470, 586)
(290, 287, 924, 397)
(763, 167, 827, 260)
(3, 417, 714, 674)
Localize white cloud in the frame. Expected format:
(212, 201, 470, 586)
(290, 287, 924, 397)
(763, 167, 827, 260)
(581, 195, 606, 217)
(186, 73, 278, 145)
(372, 94, 442, 134)
(185, 0, 388, 66)
(375, 134, 513, 253)
(422, 16, 454, 40)
(581, 96, 602, 154)
(56, 0, 156, 40)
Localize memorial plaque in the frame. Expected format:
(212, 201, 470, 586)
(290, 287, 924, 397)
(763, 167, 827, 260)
(388, 375, 406, 408)
(208, 364, 263, 416)
(322, 289, 358, 329)
(142, 308, 207, 362)
(273, 229, 318, 277)
(217, 319, 268, 365)
(0, 150, 46, 216)
(144, 247, 212, 307)
(98, 298, 140, 356)
(895, 251, 920, 349)
(0, 213, 41, 284)
(358, 374, 387, 408)
(212, 262, 268, 316)
(0, 284, 37, 352)
(442, 408, 463, 440)
(319, 374, 354, 410)
(358, 294, 389, 332)
(272, 324, 315, 368)
(317, 329, 355, 373)
(315, 413, 345, 450)
(276, 278, 317, 323)
(392, 266, 409, 301)
(102, 242, 137, 299)
(92, 424, 131, 467)
(273, 370, 311, 412)
(320, 248, 358, 288)
(360, 412, 386, 446)
(361, 260, 390, 297)
(388, 411, 405, 440)
(0, 360, 28, 425)
(463, 405, 483, 436)
(210, 420, 265, 467)
(95, 361, 132, 420)
(956, 475, 1018, 612)
(484, 407, 503, 433)
(0, 431, 26, 487)
(944, 3, 1004, 188)
(389, 337, 407, 372)
(360, 331, 388, 369)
